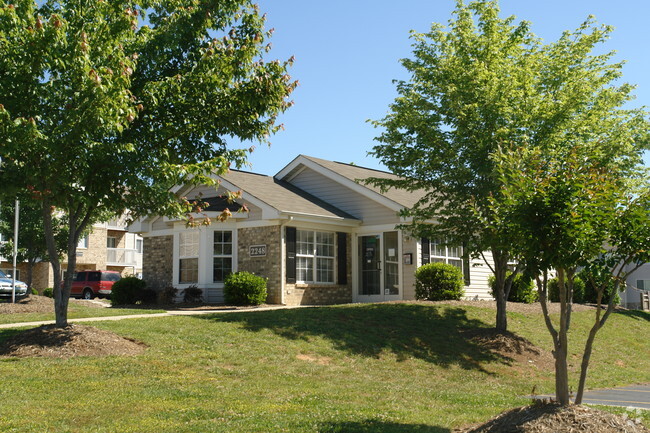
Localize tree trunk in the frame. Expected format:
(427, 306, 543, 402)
(575, 286, 617, 404)
(554, 343, 571, 405)
(492, 249, 510, 333)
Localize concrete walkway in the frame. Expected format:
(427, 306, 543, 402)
(578, 385, 650, 410)
(0, 305, 309, 330)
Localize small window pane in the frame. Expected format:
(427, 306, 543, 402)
(213, 258, 232, 283)
(316, 258, 334, 283)
(297, 257, 313, 282)
(297, 230, 314, 255)
(179, 258, 198, 284)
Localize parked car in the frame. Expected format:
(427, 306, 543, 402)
(0, 270, 28, 299)
(70, 270, 121, 299)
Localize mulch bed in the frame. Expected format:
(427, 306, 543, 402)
(456, 402, 649, 433)
(0, 324, 146, 358)
(0, 295, 107, 314)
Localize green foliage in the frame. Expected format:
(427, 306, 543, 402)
(489, 273, 538, 304)
(110, 276, 147, 306)
(30, 287, 38, 295)
(0, 0, 296, 326)
(415, 263, 465, 301)
(224, 272, 267, 306)
(42, 287, 53, 298)
(140, 289, 158, 305)
(183, 285, 203, 303)
(547, 276, 585, 303)
(160, 286, 178, 304)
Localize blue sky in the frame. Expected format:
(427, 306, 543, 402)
(244, 0, 650, 175)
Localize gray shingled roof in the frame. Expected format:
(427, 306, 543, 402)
(299, 155, 427, 209)
(221, 169, 358, 220)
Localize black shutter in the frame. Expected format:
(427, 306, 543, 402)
(462, 243, 471, 286)
(286, 227, 296, 283)
(337, 232, 348, 285)
(421, 238, 430, 265)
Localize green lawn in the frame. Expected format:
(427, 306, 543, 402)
(0, 303, 166, 325)
(0, 303, 648, 432)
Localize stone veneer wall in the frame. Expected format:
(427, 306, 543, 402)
(284, 232, 352, 305)
(237, 226, 282, 304)
(143, 235, 173, 291)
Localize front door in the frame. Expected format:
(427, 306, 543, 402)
(358, 232, 401, 302)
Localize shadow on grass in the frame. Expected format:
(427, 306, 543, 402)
(197, 303, 506, 372)
(615, 309, 650, 322)
(318, 419, 450, 433)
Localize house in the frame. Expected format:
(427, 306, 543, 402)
(621, 263, 650, 309)
(132, 155, 497, 305)
(0, 215, 143, 291)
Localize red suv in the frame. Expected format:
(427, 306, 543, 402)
(71, 271, 121, 299)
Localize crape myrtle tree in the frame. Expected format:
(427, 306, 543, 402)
(492, 145, 649, 406)
(368, 0, 647, 332)
(0, 0, 297, 327)
(0, 196, 69, 289)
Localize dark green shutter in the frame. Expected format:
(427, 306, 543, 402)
(462, 243, 471, 286)
(286, 227, 296, 283)
(337, 232, 347, 285)
(421, 238, 430, 265)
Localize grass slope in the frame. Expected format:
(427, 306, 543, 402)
(0, 304, 166, 325)
(0, 303, 648, 432)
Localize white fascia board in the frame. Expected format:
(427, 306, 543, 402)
(275, 155, 404, 212)
(162, 211, 249, 223)
(279, 212, 361, 227)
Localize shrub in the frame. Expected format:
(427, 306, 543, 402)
(183, 285, 203, 303)
(578, 269, 620, 305)
(489, 272, 538, 304)
(548, 276, 586, 303)
(30, 287, 38, 295)
(224, 272, 267, 306)
(42, 287, 53, 298)
(110, 276, 147, 306)
(140, 288, 158, 304)
(415, 263, 464, 301)
(160, 285, 178, 304)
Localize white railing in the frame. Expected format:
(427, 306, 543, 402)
(106, 217, 129, 230)
(106, 248, 138, 266)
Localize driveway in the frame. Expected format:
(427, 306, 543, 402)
(578, 385, 650, 410)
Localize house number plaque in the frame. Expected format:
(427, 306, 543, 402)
(249, 245, 267, 257)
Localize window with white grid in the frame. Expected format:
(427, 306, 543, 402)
(179, 231, 199, 284)
(296, 230, 335, 283)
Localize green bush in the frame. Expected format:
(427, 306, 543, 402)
(488, 272, 538, 304)
(183, 285, 203, 303)
(224, 272, 267, 306)
(42, 287, 53, 298)
(110, 276, 147, 306)
(30, 287, 38, 295)
(578, 269, 620, 305)
(415, 263, 464, 301)
(160, 285, 178, 304)
(548, 276, 586, 303)
(140, 288, 158, 304)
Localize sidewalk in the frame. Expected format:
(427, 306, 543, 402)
(0, 304, 309, 330)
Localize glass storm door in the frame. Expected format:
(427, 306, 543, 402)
(358, 232, 401, 302)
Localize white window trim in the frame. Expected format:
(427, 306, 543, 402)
(212, 230, 233, 283)
(77, 234, 89, 249)
(178, 231, 200, 284)
(296, 229, 336, 284)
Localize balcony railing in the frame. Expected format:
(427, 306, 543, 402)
(106, 217, 129, 231)
(106, 248, 138, 266)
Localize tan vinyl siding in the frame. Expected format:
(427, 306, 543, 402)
(402, 235, 419, 300)
(465, 252, 495, 300)
(290, 168, 399, 225)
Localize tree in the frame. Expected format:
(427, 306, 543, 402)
(0, 0, 296, 327)
(368, 0, 647, 333)
(0, 196, 68, 289)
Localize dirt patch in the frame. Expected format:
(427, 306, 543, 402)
(0, 295, 107, 314)
(462, 328, 555, 371)
(0, 324, 147, 358)
(296, 353, 332, 365)
(456, 402, 649, 432)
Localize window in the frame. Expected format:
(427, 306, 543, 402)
(1, 269, 20, 280)
(422, 238, 469, 285)
(637, 280, 650, 291)
(78, 235, 89, 249)
(179, 231, 199, 284)
(88, 271, 101, 282)
(136, 238, 143, 254)
(213, 230, 233, 283)
(107, 237, 117, 248)
(296, 230, 335, 283)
